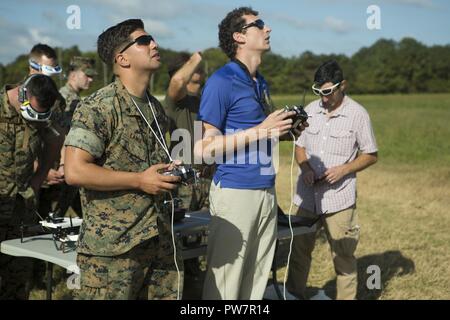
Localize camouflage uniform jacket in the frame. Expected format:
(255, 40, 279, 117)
(18, 77, 66, 172)
(0, 85, 62, 224)
(59, 83, 80, 127)
(65, 78, 170, 256)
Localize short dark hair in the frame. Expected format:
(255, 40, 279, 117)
(97, 19, 145, 65)
(314, 60, 344, 86)
(218, 7, 258, 59)
(29, 43, 57, 60)
(26, 74, 59, 110)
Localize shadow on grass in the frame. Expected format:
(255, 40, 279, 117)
(274, 231, 415, 300)
(321, 250, 415, 300)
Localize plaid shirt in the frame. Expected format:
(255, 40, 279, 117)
(294, 95, 378, 214)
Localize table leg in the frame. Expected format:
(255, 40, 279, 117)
(46, 262, 53, 300)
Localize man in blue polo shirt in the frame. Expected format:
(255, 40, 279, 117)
(197, 7, 300, 300)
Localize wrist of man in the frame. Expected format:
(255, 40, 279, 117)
(341, 163, 352, 176)
(135, 172, 145, 191)
(256, 126, 269, 140)
(248, 125, 266, 140)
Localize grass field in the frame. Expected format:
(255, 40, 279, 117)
(29, 93, 450, 300)
(273, 93, 450, 299)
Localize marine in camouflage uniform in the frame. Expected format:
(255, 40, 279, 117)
(164, 52, 213, 288)
(165, 94, 212, 212)
(59, 84, 79, 126)
(60, 56, 98, 126)
(0, 77, 64, 299)
(28, 45, 69, 220)
(65, 77, 183, 300)
(164, 52, 212, 213)
(40, 57, 97, 219)
(37, 87, 75, 219)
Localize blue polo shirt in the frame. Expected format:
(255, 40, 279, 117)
(198, 61, 275, 189)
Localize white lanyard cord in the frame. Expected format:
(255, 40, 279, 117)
(130, 95, 173, 162)
(146, 93, 169, 155)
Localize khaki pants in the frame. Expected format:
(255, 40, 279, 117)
(287, 206, 360, 300)
(202, 182, 277, 300)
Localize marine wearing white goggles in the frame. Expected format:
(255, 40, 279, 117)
(28, 59, 62, 76)
(312, 82, 341, 96)
(18, 74, 53, 123)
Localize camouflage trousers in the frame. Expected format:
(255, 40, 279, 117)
(74, 233, 184, 300)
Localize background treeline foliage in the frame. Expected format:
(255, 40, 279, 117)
(0, 37, 449, 95)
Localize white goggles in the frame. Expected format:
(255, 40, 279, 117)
(312, 82, 341, 96)
(20, 101, 52, 123)
(29, 59, 62, 76)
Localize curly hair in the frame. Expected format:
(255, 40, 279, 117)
(97, 19, 144, 66)
(218, 7, 258, 59)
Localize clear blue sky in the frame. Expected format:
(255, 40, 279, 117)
(0, 0, 448, 64)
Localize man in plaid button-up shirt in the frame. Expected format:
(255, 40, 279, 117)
(287, 60, 378, 300)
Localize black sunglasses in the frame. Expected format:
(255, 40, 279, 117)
(119, 34, 154, 54)
(242, 19, 265, 31)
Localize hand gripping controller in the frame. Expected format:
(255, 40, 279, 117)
(283, 105, 309, 133)
(162, 164, 199, 185)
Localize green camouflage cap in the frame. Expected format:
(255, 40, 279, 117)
(70, 56, 98, 77)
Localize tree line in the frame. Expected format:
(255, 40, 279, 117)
(1, 37, 449, 96)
